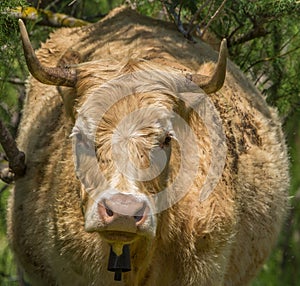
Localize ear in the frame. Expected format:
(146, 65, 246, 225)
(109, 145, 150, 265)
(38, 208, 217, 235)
(178, 90, 227, 202)
(57, 49, 82, 123)
(79, 184, 89, 215)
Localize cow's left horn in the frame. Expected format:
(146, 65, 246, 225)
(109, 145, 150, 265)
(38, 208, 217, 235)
(190, 39, 227, 94)
(18, 19, 77, 87)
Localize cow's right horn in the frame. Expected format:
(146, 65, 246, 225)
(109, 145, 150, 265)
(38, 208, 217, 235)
(18, 19, 77, 87)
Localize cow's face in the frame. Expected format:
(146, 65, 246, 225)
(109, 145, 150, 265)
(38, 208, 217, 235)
(70, 65, 227, 250)
(71, 70, 188, 246)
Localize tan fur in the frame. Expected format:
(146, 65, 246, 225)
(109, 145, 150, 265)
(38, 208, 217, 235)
(7, 6, 289, 286)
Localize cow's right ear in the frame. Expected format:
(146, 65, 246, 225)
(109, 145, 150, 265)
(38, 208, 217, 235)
(57, 85, 77, 123)
(57, 49, 83, 123)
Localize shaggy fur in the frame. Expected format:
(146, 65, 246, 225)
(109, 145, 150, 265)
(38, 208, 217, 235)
(8, 6, 289, 286)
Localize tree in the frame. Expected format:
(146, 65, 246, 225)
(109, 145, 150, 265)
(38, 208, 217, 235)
(0, 1, 299, 285)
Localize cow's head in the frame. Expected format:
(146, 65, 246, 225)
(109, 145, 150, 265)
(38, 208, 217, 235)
(19, 20, 227, 253)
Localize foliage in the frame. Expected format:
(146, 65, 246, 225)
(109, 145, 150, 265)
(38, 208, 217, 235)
(133, 0, 300, 117)
(0, 0, 27, 282)
(0, 0, 299, 285)
(0, 184, 18, 285)
(0, 0, 27, 135)
(212, 0, 300, 118)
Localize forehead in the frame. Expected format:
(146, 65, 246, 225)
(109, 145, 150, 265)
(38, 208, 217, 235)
(98, 93, 174, 132)
(75, 70, 179, 141)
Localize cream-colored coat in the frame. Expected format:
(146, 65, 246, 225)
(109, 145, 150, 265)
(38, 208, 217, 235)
(8, 7, 289, 286)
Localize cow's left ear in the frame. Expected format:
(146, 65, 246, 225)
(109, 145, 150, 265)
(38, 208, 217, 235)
(57, 49, 83, 123)
(178, 90, 227, 202)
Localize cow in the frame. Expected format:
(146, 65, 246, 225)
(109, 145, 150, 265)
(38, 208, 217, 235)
(7, 6, 289, 286)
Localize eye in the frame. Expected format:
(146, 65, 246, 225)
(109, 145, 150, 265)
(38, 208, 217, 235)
(159, 132, 173, 149)
(164, 135, 172, 145)
(162, 134, 172, 147)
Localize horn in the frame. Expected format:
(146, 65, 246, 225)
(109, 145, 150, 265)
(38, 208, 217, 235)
(18, 19, 77, 87)
(190, 39, 227, 94)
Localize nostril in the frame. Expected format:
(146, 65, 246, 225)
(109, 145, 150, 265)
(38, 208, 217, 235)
(106, 207, 114, 217)
(134, 215, 143, 222)
(133, 205, 146, 222)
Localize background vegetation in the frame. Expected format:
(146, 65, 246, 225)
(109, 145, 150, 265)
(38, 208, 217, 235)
(0, 0, 299, 285)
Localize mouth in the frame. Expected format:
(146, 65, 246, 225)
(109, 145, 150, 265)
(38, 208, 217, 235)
(99, 231, 138, 244)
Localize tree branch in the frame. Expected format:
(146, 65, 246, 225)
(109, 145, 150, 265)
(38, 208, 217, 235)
(0, 184, 9, 195)
(7, 6, 90, 27)
(0, 118, 26, 184)
(0, 77, 25, 85)
(186, 0, 212, 37)
(201, 0, 227, 37)
(245, 45, 300, 72)
(161, 0, 193, 41)
(229, 24, 269, 47)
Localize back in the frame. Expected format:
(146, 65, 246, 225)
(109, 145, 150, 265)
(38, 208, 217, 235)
(8, 6, 289, 286)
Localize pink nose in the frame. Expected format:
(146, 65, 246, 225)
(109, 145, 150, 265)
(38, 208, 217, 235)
(98, 194, 149, 231)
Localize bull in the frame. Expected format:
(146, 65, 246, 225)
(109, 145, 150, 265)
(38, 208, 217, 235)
(8, 6, 289, 286)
